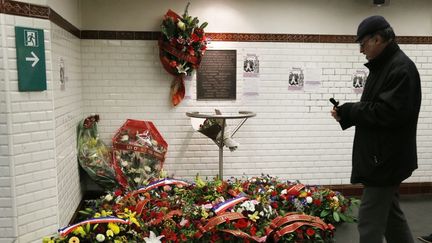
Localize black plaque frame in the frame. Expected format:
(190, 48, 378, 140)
(196, 50, 237, 100)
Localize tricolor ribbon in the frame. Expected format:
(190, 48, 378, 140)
(130, 178, 191, 196)
(213, 193, 248, 215)
(58, 217, 129, 237)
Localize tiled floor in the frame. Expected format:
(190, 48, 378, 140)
(333, 194, 432, 243)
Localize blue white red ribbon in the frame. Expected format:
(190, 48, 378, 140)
(213, 194, 248, 215)
(58, 217, 129, 237)
(132, 178, 190, 195)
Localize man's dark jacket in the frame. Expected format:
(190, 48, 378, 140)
(337, 41, 421, 186)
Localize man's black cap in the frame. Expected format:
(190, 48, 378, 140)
(356, 15, 390, 42)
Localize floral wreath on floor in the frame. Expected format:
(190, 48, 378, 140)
(44, 175, 359, 243)
(159, 2, 208, 106)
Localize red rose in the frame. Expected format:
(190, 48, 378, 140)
(271, 202, 279, 209)
(234, 219, 249, 229)
(250, 226, 257, 236)
(191, 33, 200, 42)
(169, 60, 177, 68)
(313, 199, 322, 206)
(306, 228, 315, 236)
(114, 189, 123, 196)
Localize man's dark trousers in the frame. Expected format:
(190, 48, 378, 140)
(358, 185, 414, 243)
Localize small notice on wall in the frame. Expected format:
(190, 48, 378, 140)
(196, 50, 237, 100)
(288, 67, 304, 91)
(303, 68, 322, 92)
(243, 54, 260, 97)
(352, 70, 368, 94)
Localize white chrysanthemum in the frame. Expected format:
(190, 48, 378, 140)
(104, 194, 113, 202)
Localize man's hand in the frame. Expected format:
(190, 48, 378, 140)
(331, 108, 341, 122)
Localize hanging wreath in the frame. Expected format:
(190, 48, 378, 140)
(159, 2, 208, 106)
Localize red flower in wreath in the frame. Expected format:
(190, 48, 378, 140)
(306, 228, 316, 236)
(159, 3, 208, 106)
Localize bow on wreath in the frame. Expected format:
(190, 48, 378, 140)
(159, 3, 208, 106)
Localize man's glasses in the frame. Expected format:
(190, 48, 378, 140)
(359, 35, 373, 48)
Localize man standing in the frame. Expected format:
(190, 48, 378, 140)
(331, 15, 421, 243)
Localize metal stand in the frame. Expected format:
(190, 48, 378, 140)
(186, 111, 256, 179)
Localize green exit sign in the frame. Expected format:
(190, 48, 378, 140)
(15, 26, 47, 91)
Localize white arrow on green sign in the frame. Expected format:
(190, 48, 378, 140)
(15, 27, 46, 91)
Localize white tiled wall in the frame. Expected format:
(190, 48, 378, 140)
(0, 14, 16, 243)
(81, 40, 432, 185)
(1, 5, 432, 243)
(51, 23, 82, 227)
(0, 14, 59, 243)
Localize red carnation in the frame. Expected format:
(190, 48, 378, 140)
(234, 219, 249, 229)
(250, 225, 257, 236)
(191, 33, 200, 42)
(306, 228, 315, 236)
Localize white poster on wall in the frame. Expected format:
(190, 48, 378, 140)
(243, 54, 260, 97)
(184, 73, 194, 101)
(352, 70, 368, 94)
(303, 68, 322, 92)
(288, 67, 304, 91)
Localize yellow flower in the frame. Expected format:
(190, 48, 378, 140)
(195, 176, 206, 188)
(108, 222, 120, 235)
(68, 236, 80, 243)
(118, 208, 140, 227)
(248, 211, 260, 222)
(94, 212, 101, 218)
(42, 237, 55, 243)
(106, 229, 114, 237)
(72, 226, 86, 237)
(101, 210, 112, 217)
(299, 191, 308, 198)
(201, 210, 209, 219)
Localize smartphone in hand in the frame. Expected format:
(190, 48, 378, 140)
(329, 98, 339, 107)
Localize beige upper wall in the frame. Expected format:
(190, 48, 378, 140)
(48, 0, 81, 29)
(79, 0, 432, 36)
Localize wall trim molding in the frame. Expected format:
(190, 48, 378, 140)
(1, 0, 432, 44)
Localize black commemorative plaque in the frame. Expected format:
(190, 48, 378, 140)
(197, 50, 236, 100)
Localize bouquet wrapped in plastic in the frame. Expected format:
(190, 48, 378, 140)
(77, 115, 117, 191)
(112, 119, 168, 190)
(195, 110, 239, 151)
(159, 3, 208, 106)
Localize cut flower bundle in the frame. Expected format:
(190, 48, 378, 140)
(159, 3, 208, 106)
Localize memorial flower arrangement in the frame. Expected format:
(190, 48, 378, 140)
(45, 175, 358, 242)
(111, 119, 168, 191)
(159, 2, 208, 106)
(77, 115, 117, 191)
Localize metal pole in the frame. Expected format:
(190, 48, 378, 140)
(219, 118, 226, 179)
